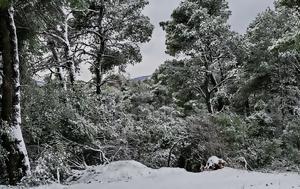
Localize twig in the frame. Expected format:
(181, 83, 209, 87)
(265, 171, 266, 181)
(167, 137, 187, 167)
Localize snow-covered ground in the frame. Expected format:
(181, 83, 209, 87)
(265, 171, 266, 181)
(1, 160, 300, 189)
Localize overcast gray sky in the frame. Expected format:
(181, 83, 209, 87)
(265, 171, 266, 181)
(125, 0, 275, 78)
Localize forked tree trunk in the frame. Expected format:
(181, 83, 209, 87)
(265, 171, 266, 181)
(0, 6, 31, 185)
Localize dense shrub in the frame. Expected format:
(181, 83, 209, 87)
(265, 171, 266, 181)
(2, 75, 299, 185)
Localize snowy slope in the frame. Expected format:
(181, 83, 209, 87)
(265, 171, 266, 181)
(65, 161, 300, 189)
(1, 160, 300, 189)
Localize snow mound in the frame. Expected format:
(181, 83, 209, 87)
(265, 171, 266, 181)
(67, 160, 154, 184)
(1, 160, 300, 189)
(65, 161, 300, 189)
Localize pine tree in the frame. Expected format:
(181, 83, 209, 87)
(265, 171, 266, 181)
(74, 0, 153, 94)
(233, 6, 300, 118)
(160, 0, 237, 113)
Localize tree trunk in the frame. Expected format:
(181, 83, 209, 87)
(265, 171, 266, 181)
(64, 34, 75, 86)
(95, 66, 102, 95)
(95, 40, 105, 95)
(63, 8, 76, 86)
(48, 41, 67, 90)
(95, 2, 105, 95)
(205, 94, 213, 114)
(0, 6, 31, 185)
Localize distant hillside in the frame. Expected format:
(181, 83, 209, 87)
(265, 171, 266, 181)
(132, 75, 151, 81)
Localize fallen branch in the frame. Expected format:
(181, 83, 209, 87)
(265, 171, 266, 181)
(167, 137, 187, 167)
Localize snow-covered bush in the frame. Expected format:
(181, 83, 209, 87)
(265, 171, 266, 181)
(17, 74, 300, 185)
(171, 115, 226, 172)
(213, 111, 300, 170)
(123, 105, 186, 168)
(21, 146, 71, 186)
(22, 82, 101, 182)
(281, 118, 300, 165)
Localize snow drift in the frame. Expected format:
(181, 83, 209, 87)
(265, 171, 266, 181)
(1, 160, 300, 189)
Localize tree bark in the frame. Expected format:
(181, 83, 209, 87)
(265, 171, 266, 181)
(48, 40, 67, 90)
(95, 66, 102, 95)
(64, 25, 76, 86)
(59, 6, 75, 87)
(0, 6, 31, 185)
(95, 1, 105, 95)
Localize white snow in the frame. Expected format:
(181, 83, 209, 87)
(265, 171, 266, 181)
(1, 160, 300, 189)
(205, 156, 225, 169)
